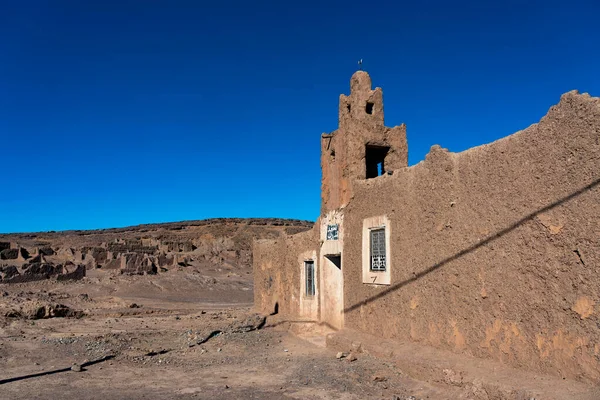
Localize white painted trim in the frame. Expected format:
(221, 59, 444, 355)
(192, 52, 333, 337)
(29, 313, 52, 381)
(362, 215, 391, 285)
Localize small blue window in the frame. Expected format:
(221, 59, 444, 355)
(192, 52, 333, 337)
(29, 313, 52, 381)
(326, 224, 339, 240)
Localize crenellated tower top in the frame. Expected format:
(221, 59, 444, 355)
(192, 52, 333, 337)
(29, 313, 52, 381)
(338, 71, 385, 129)
(321, 71, 409, 213)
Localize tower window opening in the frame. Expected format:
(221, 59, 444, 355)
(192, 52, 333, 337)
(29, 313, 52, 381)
(365, 145, 390, 179)
(366, 102, 374, 114)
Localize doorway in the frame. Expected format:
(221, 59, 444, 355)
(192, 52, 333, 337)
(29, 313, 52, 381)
(320, 253, 343, 329)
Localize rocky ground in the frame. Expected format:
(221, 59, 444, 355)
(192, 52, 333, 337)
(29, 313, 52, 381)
(2, 219, 593, 399)
(0, 268, 467, 400)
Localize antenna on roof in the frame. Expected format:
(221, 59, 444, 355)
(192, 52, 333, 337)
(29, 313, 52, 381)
(358, 59, 363, 70)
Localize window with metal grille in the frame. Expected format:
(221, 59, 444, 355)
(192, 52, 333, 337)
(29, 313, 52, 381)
(305, 260, 315, 296)
(370, 228, 386, 271)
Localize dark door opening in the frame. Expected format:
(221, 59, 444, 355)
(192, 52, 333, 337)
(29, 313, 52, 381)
(325, 254, 341, 270)
(365, 145, 390, 178)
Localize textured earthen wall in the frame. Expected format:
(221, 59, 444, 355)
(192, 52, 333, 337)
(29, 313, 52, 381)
(253, 228, 319, 318)
(342, 91, 600, 382)
(321, 71, 408, 213)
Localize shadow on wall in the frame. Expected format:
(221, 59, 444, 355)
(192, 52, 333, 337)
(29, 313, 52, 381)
(344, 176, 600, 314)
(270, 302, 279, 316)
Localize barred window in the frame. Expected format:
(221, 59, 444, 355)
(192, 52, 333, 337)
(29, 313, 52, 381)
(370, 228, 386, 271)
(305, 260, 315, 296)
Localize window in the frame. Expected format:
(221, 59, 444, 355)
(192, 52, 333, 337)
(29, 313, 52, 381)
(362, 216, 391, 285)
(305, 260, 315, 296)
(365, 145, 390, 179)
(370, 228, 386, 271)
(365, 101, 374, 114)
(326, 224, 339, 240)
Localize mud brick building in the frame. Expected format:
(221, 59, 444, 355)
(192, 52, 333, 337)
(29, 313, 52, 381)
(254, 71, 600, 382)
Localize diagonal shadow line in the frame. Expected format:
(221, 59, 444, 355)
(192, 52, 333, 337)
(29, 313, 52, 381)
(343, 177, 600, 314)
(0, 355, 115, 385)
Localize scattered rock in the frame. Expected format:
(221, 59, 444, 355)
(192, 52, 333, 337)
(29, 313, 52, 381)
(336, 352, 345, 359)
(372, 375, 387, 382)
(346, 352, 357, 362)
(145, 349, 169, 357)
(350, 341, 363, 353)
(78, 293, 91, 301)
(442, 368, 464, 386)
(195, 330, 222, 345)
(28, 304, 82, 320)
(5, 310, 23, 318)
(228, 313, 266, 333)
(71, 363, 82, 372)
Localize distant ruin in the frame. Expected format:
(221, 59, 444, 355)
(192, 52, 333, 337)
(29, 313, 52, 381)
(254, 71, 600, 382)
(0, 218, 312, 284)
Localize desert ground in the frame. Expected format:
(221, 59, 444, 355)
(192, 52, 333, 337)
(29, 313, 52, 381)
(1, 220, 598, 399)
(0, 267, 470, 400)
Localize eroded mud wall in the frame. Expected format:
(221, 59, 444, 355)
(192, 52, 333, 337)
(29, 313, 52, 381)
(321, 71, 408, 213)
(253, 228, 319, 318)
(342, 91, 600, 382)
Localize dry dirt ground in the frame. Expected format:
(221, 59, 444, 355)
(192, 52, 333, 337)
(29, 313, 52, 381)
(0, 269, 475, 400)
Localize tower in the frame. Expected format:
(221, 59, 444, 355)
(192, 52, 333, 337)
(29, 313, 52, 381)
(320, 71, 408, 213)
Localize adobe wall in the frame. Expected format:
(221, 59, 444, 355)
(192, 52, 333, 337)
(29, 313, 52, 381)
(321, 71, 408, 213)
(342, 91, 600, 382)
(253, 228, 319, 319)
(319, 210, 345, 329)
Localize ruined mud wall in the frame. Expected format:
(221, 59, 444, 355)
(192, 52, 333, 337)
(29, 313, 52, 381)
(342, 91, 600, 382)
(1, 219, 313, 278)
(253, 228, 319, 318)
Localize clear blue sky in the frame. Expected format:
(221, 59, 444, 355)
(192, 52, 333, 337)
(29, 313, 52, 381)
(1, 1, 598, 233)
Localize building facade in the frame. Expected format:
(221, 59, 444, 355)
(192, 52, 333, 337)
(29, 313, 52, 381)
(254, 71, 600, 383)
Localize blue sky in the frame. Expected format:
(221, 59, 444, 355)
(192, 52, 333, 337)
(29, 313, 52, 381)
(1, 0, 598, 233)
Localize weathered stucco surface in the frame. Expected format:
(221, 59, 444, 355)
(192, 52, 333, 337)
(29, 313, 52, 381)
(254, 71, 600, 383)
(321, 71, 408, 213)
(342, 90, 600, 382)
(253, 229, 318, 318)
